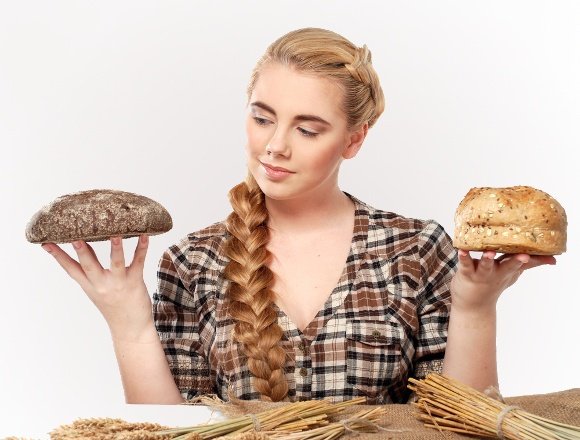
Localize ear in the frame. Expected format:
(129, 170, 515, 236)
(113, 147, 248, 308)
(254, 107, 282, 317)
(342, 122, 368, 159)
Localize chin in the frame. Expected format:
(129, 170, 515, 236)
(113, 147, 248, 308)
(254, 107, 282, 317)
(256, 180, 300, 201)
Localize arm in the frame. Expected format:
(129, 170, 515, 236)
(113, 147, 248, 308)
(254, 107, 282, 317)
(42, 235, 183, 403)
(115, 241, 216, 403)
(442, 250, 556, 391)
(111, 325, 184, 404)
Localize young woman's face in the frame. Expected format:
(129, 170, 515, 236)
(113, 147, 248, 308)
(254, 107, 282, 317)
(245, 63, 358, 201)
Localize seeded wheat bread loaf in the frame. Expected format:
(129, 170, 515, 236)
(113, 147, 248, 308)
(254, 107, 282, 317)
(453, 186, 567, 255)
(25, 189, 173, 244)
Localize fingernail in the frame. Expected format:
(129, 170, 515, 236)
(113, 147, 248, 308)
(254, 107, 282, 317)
(41, 243, 52, 252)
(112, 237, 120, 245)
(72, 240, 82, 249)
(140, 235, 148, 244)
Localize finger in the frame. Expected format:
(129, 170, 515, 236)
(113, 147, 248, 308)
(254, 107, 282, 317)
(41, 243, 92, 291)
(75, 239, 100, 263)
(513, 253, 531, 264)
(110, 236, 127, 277)
(86, 242, 99, 261)
(128, 234, 149, 277)
(497, 253, 528, 277)
(476, 250, 497, 274)
(457, 249, 475, 275)
(84, 241, 104, 269)
(72, 240, 105, 283)
(522, 255, 557, 270)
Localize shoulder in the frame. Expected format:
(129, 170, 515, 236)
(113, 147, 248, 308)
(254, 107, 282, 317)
(185, 220, 229, 266)
(350, 194, 452, 258)
(159, 220, 229, 286)
(351, 194, 457, 293)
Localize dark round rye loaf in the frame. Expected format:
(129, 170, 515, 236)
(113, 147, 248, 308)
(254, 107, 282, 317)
(25, 189, 173, 244)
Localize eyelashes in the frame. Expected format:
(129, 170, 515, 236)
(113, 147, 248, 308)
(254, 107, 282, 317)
(297, 127, 317, 138)
(252, 116, 319, 138)
(252, 116, 270, 126)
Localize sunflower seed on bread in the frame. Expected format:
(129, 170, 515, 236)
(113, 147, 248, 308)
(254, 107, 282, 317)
(453, 185, 566, 255)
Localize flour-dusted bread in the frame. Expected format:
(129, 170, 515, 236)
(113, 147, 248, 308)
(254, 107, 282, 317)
(453, 186, 567, 255)
(26, 189, 173, 244)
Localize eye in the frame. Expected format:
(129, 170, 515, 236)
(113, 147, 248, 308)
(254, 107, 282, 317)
(298, 127, 319, 138)
(253, 116, 271, 126)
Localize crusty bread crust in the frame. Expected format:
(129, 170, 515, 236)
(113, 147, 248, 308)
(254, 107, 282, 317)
(25, 189, 173, 244)
(453, 186, 567, 255)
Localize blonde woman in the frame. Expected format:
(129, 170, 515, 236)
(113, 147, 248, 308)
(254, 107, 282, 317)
(42, 28, 555, 404)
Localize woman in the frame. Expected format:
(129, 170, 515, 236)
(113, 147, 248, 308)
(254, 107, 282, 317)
(41, 27, 555, 404)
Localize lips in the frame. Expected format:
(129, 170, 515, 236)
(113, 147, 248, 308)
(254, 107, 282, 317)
(260, 162, 295, 173)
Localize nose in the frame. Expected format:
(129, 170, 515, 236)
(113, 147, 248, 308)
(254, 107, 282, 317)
(266, 128, 290, 157)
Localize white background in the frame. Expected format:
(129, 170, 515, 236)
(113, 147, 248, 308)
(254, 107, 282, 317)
(1, 0, 579, 435)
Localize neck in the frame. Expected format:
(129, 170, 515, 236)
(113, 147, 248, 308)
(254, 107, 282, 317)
(265, 187, 354, 235)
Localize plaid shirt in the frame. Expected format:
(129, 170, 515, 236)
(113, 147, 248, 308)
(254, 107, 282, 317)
(153, 193, 457, 404)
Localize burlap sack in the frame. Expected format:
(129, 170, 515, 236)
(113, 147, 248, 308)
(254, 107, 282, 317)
(505, 388, 580, 426)
(198, 387, 580, 439)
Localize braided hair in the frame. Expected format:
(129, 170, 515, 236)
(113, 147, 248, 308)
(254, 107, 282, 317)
(223, 27, 385, 401)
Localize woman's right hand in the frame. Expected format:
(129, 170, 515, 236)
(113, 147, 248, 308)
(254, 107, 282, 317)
(41, 234, 155, 342)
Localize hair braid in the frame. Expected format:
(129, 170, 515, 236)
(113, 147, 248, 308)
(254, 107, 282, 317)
(344, 44, 371, 84)
(222, 27, 386, 401)
(223, 174, 289, 401)
(247, 27, 385, 130)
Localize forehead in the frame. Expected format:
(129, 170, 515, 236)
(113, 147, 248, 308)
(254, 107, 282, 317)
(250, 63, 346, 122)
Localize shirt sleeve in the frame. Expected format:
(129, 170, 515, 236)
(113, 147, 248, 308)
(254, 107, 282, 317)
(152, 245, 216, 400)
(412, 220, 458, 381)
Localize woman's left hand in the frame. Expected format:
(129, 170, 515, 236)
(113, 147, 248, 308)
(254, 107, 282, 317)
(450, 250, 557, 313)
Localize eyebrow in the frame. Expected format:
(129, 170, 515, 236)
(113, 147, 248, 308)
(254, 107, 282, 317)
(250, 101, 332, 126)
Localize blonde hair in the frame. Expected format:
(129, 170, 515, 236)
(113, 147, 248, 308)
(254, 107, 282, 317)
(223, 28, 385, 401)
(248, 27, 385, 129)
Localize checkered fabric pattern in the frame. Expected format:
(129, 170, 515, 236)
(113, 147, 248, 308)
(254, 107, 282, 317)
(153, 193, 458, 404)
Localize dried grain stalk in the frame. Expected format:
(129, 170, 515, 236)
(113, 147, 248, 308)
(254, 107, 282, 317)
(49, 397, 388, 440)
(408, 373, 580, 440)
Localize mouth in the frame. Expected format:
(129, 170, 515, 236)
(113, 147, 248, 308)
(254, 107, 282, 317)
(260, 161, 295, 173)
(259, 161, 295, 180)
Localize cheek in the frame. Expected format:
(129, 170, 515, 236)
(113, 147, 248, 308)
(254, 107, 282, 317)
(304, 139, 344, 170)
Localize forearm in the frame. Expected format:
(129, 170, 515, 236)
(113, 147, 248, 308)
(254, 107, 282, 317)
(111, 323, 185, 404)
(442, 306, 498, 392)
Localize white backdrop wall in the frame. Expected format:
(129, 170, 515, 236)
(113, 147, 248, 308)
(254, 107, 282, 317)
(1, 0, 578, 429)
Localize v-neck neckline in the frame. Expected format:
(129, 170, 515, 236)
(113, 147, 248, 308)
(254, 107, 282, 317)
(274, 192, 369, 341)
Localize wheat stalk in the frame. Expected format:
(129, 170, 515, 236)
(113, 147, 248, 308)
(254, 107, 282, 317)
(265, 407, 398, 440)
(408, 373, 580, 439)
(49, 397, 386, 440)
